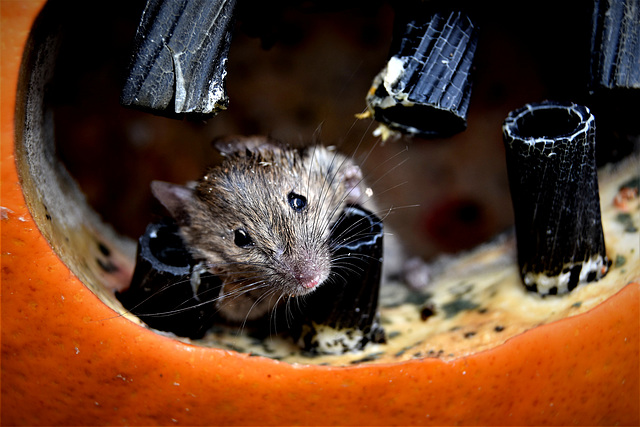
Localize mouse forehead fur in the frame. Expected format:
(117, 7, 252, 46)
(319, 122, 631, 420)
(196, 140, 361, 230)
(152, 137, 366, 267)
(205, 142, 357, 202)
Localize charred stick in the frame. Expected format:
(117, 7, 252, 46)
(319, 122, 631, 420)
(590, 0, 640, 92)
(589, 0, 640, 163)
(363, 8, 479, 138)
(121, 0, 237, 118)
(502, 101, 610, 296)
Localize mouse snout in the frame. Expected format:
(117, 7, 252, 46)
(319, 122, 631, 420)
(292, 262, 328, 290)
(282, 252, 330, 293)
(297, 271, 323, 289)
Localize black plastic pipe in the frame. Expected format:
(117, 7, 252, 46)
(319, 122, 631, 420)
(502, 101, 610, 296)
(364, 8, 479, 138)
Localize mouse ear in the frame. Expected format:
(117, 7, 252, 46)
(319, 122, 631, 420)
(213, 135, 284, 158)
(341, 162, 365, 205)
(311, 147, 366, 205)
(151, 181, 195, 223)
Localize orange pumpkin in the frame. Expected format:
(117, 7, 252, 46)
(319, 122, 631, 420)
(1, 2, 638, 425)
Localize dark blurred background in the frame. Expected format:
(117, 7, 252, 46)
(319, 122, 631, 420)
(47, 0, 631, 260)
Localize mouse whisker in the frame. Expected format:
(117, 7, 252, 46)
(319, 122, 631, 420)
(331, 252, 379, 263)
(267, 292, 287, 334)
(326, 269, 350, 287)
(351, 153, 410, 209)
(237, 286, 282, 334)
(133, 291, 228, 318)
(120, 275, 201, 317)
(372, 181, 409, 198)
(331, 261, 366, 276)
(328, 215, 380, 244)
(308, 147, 344, 244)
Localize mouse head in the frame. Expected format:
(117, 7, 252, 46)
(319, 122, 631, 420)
(151, 137, 366, 304)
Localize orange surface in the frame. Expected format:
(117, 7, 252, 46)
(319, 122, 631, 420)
(1, 2, 639, 425)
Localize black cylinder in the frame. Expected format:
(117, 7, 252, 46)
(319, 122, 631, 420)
(590, 0, 640, 92)
(588, 0, 640, 164)
(121, 205, 386, 349)
(502, 101, 609, 296)
(364, 9, 479, 138)
(294, 205, 386, 354)
(121, 0, 236, 118)
(117, 220, 222, 339)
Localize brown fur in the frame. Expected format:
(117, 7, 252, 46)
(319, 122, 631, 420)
(152, 136, 370, 323)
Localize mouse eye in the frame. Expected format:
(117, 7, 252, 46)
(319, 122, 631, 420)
(288, 192, 307, 212)
(233, 228, 254, 248)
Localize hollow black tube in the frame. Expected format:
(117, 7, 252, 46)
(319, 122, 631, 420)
(294, 205, 386, 354)
(117, 220, 222, 339)
(364, 9, 479, 138)
(121, 0, 236, 118)
(121, 204, 385, 349)
(502, 101, 610, 296)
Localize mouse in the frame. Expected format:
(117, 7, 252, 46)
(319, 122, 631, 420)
(151, 136, 376, 324)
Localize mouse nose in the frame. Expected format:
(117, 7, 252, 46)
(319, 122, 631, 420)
(297, 272, 323, 289)
(285, 256, 329, 292)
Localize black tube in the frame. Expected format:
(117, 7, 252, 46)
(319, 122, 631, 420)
(502, 101, 610, 296)
(364, 9, 479, 138)
(588, 0, 640, 164)
(117, 220, 222, 339)
(293, 205, 386, 354)
(120, 205, 385, 350)
(121, 0, 236, 118)
(590, 0, 640, 92)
